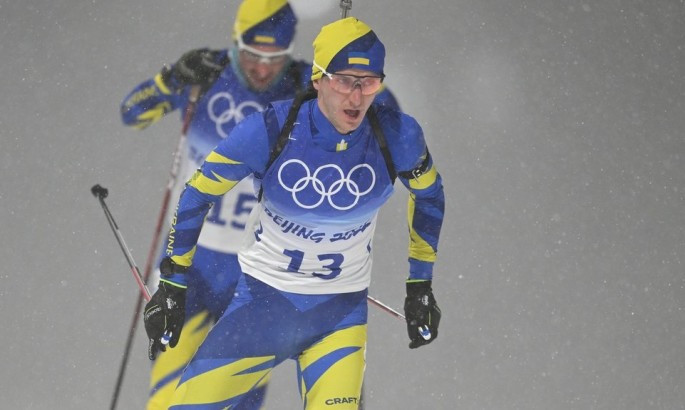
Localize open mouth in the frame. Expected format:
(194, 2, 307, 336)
(343, 109, 361, 120)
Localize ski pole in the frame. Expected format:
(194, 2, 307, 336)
(367, 295, 405, 321)
(92, 184, 152, 302)
(91, 183, 176, 335)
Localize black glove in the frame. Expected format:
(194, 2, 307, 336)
(143, 258, 187, 360)
(404, 280, 441, 349)
(161, 48, 225, 92)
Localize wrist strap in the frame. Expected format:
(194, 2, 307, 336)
(160, 275, 187, 289)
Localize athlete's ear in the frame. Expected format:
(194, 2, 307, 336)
(312, 79, 321, 91)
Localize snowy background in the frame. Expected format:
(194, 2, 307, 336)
(2, 0, 684, 408)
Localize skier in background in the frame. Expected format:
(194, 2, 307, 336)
(143, 16, 442, 409)
(120, 1, 398, 408)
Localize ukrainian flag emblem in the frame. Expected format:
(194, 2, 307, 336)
(348, 52, 370, 66)
(254, 34, 276, 44)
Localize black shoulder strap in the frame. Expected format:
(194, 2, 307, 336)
(366, 105, 397, 184)
(257, 83, 317, 202)
(368, 106, 431, 183)
(266, 84, 317, 169)
(264, 62, 309, 170)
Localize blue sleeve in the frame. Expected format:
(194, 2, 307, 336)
(378, 107, 445, 280)
(120, 73, 184, 129)
(165, 111, 272, 266)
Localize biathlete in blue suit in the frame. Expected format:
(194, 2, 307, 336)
(121, 1, 398, 409)
(143, 16, 442, 409)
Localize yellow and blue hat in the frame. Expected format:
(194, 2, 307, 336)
(311, 17, 385, 80)
(233, 0, 297, 48)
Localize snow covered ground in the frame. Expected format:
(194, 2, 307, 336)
(1, 0, 684, 408)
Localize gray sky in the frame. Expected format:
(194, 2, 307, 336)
(1, 0, 684, 408)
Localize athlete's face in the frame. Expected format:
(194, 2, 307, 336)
(313, 68, 378, 134)
(238, 43, 290, 91)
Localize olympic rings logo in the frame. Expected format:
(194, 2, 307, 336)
(207, 92, 263, 138)
(278, 159, 376, 210)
